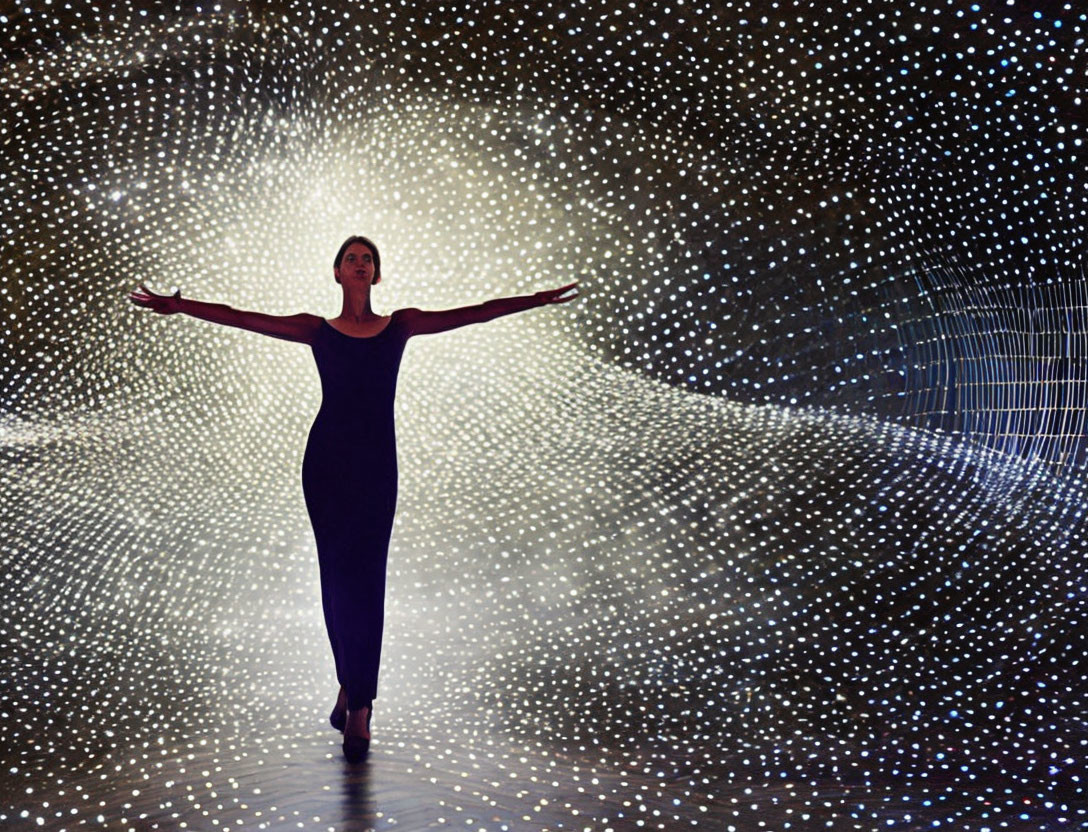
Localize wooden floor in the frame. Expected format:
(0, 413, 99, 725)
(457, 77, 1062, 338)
(12, 729, 1063, 831)
(1, 553, 1078, 831)
(3, 679, 1073, 831)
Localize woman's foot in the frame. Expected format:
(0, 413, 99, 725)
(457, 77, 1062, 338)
(329, 685, 348, 733)
(342, 704, 372, 762)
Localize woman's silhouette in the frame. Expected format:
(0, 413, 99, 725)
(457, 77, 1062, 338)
(129, 235, 579, 760)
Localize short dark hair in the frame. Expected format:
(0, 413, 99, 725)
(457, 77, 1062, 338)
(333, 235, 381, 284)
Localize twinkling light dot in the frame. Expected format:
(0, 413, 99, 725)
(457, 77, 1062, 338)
(2, 0, 1087, 830)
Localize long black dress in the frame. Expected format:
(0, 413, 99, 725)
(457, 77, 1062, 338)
(302, 310, 410, 711)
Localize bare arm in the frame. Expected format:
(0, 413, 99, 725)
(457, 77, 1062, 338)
(401, 281, 579, 336)
(129, 285, 323, 344)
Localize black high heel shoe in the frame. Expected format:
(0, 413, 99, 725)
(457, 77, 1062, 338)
(342, 703, 372, 762)
(330, 686, 348, 732)
(330, 707, 346, 733)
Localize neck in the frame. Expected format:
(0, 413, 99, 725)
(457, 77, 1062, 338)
(339, 287, 376, 321)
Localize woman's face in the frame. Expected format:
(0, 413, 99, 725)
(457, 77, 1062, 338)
(335, 242, 378, 286)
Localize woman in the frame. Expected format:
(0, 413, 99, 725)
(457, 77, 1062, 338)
(129, 235, 579, 760)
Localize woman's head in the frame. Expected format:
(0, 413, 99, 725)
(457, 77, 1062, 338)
(333, 235, 381, 285)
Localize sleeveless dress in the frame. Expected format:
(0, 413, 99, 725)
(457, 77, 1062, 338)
(302, 310, 410, 710)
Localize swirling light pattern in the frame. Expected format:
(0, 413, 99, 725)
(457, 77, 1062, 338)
(2, 1, 1086, 829)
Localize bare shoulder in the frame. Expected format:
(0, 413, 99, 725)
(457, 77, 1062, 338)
(286, 312, 326, 344)
(235, 310, 325, 344)
(292, 312, 326, 328)
(393, 307, 423, 331)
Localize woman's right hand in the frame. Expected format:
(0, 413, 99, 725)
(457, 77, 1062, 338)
(129, 284, 183, 314)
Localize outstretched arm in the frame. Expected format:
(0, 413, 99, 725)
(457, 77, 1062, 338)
(401, 281, 579, 336)
(129, 285, 322, 344)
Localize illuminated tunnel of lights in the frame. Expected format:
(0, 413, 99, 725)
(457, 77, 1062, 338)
(1, 1, 1086, 829)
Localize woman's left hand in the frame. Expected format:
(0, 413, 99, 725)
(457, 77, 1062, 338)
(535, 282, 580, 305)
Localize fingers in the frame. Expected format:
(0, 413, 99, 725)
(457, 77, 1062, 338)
(534, 280, 581, 304)
(129, 284, 171, 310)
(552, 283, 580, 302)
(541, 292, 579, 304)
(129, 286, 167, 311)
(547, 281, 579, 297)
